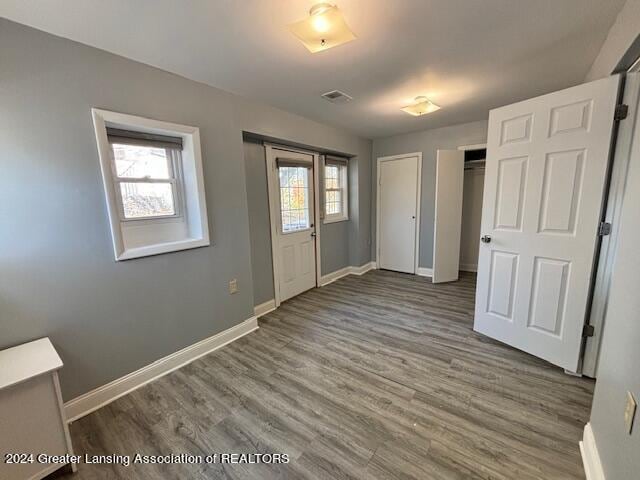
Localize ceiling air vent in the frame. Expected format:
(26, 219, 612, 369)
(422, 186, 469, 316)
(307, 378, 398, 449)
(321, 90, 353, 104)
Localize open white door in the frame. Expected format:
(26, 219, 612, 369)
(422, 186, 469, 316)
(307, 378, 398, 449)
(433, 149, 465, 283)
(474, 75, 620, 372)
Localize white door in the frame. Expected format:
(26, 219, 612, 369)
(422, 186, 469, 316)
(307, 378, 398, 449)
(267, 147, 317, 303)
(474, 75, 620, 372)
(432, 149, 465, 283)
(377, 154, 421, 273)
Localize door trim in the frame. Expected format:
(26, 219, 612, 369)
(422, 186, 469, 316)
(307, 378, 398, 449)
(264, 143, 321, 308)
(376, 152, 422, 274)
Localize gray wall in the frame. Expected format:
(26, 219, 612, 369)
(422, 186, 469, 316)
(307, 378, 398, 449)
(588, 97, 640, 478)
(585, 3, 640, 478)
(242, 140, 354, 307)
(242, 140, 275, 306)
(0, 19, 371, 400)
(585, 0, 640, 81)
(372, 120, 488, 268)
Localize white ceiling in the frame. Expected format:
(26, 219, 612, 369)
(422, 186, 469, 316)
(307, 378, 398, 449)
(1, 0, 624, 138)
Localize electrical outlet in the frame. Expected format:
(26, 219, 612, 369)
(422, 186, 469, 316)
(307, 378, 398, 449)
(228, 279, 238, 294)
(624, 391, 637, 434)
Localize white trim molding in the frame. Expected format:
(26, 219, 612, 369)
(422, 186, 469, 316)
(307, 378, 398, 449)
(459, 263, 478, 272)
(580, 423, 606, 480)
(64, 317, 258, 422)
(351, 261, 377, 275)
(417, 267, 433, 277)
(320, 266, 351, 286)
(254, 299, 276, 317)
(320, 261, 377, 286)
(457, 143, 487, 151)
(92, 108, 210, 261)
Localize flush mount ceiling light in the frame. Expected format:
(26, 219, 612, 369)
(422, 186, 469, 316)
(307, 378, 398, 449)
(288, 3, 356, 53)
(401, 96, 441, 116)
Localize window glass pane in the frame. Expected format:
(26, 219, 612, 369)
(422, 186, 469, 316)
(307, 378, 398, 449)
(325, 165, 339, 189)
(119, 182, 175, 218)
(325, 190, 341, 215)
(113, 144, 171, 179)
(279, 166, 310, 232)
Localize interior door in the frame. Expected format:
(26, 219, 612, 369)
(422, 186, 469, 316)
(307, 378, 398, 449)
(474, 75, 620, 372)
(273, 150, 317, 302)
(378, 155, 420, 273)
(432, 149, 465, 283)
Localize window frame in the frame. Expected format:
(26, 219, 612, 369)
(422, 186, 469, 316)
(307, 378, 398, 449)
(92, 108, 210, 261)
(323, 158, 349, 224)
(109, 145, 185, 223)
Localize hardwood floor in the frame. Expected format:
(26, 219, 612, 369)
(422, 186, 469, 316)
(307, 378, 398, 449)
(58, 270, 593, 479)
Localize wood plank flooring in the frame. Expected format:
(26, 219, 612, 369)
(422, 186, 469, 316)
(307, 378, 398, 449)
(57, 270, 593, 479)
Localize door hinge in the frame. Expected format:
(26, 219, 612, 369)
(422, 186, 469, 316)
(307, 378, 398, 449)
(598, 221, 612, 236)
(582, 324, 595, 338)
(615, 104, 629, 121)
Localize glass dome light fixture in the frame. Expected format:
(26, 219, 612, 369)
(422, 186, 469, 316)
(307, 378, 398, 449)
(401, 96, 441, 116)
(288, 3, 356, 53)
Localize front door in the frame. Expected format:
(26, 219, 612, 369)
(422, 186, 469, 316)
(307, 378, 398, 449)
(473, 75, 620, 372)
(268, 147, 317, 303)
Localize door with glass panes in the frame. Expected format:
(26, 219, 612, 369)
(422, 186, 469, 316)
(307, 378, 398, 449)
(267, 147, 317, 303)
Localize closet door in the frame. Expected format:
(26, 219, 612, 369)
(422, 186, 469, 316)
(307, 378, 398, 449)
(432, 149, 464, 283)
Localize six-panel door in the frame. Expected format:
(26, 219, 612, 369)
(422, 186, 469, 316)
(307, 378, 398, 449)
(473, 75, 620, 372)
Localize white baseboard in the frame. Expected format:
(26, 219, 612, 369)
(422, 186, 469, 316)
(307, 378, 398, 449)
(320, 266, 352, 286)
(351, 261, 377, 275)
(320, 261, 377, 286)
(254, 299, 276, 317)
(417, 267, 433, 277)
(580, 423, 606, 480)
(64, 316, 259, 423)
(459, 263, 478, 272)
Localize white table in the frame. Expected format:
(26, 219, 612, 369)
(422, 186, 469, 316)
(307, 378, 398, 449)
(0, 338, 76, 479)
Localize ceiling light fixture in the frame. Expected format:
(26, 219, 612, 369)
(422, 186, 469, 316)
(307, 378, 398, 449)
(288, 3, 356, 53)
(401, 96, 441, 116)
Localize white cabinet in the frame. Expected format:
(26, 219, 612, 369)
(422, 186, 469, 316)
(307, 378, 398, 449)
(0, 338, 76, 480)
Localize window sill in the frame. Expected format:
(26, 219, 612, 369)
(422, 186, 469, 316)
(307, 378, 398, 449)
(323, 215, 349, 225)
(116, 238, 209, 261)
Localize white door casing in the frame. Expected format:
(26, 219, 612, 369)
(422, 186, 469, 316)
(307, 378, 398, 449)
(377, 153, 422, 274)
(474, 75, 620, 372)
(265, 145, 318, 305)
(432, 149, 465, 283)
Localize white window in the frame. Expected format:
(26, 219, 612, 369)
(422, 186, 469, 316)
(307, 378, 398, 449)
(92, 109, 210, 261)
(323, 156, 349, 223)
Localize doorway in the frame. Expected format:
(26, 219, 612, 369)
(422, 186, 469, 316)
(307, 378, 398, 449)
(376, 153, 422, 274)
(459, 146, 486, 273)
(265, 145, 321, 306)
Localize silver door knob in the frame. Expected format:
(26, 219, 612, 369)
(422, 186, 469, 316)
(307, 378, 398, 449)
(480, 235, 491, 243)
(311, 232, 317, 237)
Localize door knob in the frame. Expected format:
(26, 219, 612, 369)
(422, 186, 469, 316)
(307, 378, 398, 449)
(311, 232, 317, 237)
(480, 235, 492, 243)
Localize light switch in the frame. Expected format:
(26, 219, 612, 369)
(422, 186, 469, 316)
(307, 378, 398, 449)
(624, 391, 637, 435)
(229, 279, 238, 294)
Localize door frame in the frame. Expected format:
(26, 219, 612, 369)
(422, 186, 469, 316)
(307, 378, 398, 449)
(264, 143, 322, 308)
(582, 72, 639, 376)
(376, 152, 422, 274)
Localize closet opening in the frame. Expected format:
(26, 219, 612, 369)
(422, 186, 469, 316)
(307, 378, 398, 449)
(460, 147, 486, 273)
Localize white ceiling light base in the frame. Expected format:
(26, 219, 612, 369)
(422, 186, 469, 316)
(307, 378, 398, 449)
(401, 96, 441, 116)
(288, 3, 356, 53)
